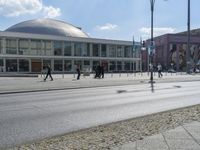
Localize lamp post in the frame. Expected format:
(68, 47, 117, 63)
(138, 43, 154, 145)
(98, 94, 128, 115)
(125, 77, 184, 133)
(149, 0, 155, 83)
(186, 0, 190, 74)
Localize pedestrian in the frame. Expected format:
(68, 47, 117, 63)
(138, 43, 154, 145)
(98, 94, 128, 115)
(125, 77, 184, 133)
(44, 64, 53, 81)
(157, 63, 163, 78)
(94, 63, 101, 78)
(76, 64, 81, 80)
(100, 63, 104, 78)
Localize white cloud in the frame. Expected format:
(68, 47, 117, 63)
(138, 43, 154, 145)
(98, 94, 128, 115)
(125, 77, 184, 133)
(42, 6, 61, 18)
(140, 27, 176, 39)
(0, 0, 61, 18)
(96, 23, 118, 31)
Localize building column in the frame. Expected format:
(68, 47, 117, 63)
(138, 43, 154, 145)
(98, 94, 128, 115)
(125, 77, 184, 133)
(3, 58, 6, 72)
(16, 38, 19, 55)
(99, 44, 102, 57)
(176, 44, 180, 71)
(2, 38, 6, 54)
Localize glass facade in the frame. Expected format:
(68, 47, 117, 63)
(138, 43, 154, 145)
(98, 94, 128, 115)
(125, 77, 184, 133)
(64, 60, 72, 71)
(64, 42, 71, 56)
(6, 39, 17, 54)
(31, 40, 42, 55)
(6, 59, 17, 72)
(108, 45, 116, 57)
(92, 44, 100, 57)
(44, 41, 52, 56)
(124, 46, 132, 58)
(19, 59, 29, 72)
(54, 41, 62, 56)
(1, 36, 140, 73)
(54, 60, 63, 71)
(101, 44, 107, 57)
(0, 39, 2, 54)
(0, 59, 3, 72)
(117, 46, 123, 57)
(19, 39, 29, 55)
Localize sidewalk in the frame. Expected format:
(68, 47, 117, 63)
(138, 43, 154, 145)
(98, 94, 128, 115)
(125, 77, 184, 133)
(111, 121, 200, 150)
(0, 72, 199, 94)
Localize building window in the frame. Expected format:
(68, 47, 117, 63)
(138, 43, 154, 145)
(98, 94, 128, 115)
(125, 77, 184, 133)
(54, 41, 62, 56)
(0, 59, 4, 72)
(6, 39, 17, 54)
(64, 42, 71, 56)
(117, 46, 123, 57)
(74, 42, 89, 56)
(31, 40, 42, 55)
(54, 60, 63, 71)
(124, 61, 131, 71)
(117, 61, 122, 71)
(19, 59, 29, 72)
(0, 39, 3, 54)
(109, 61, 116, 71)
(74, 43, 82, 56)
(108, 45, 116, 57)
(101, 44, 107, 57)
(92, 44, 100, 57)
(64, 60, 72, 71)
(43, 40, 52, 56)
(6, 59, 17, 72)
(19, 39, 29, 55)
(124, 46, 132, 58)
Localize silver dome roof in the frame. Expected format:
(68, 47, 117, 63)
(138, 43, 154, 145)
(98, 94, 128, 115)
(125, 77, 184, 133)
(5, 18, 89, 38)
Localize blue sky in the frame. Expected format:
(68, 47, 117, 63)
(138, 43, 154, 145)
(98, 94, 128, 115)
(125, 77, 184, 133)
(0, 0, 200, 41)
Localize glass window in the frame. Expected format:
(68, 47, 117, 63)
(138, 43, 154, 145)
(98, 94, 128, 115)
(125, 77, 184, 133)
(19, 59, 29, 72)
(117, 61, 122, 71)
(0, 59, 3, 72)
(117, 46, 123, 57)
(74, 60, 82, 70)
(30, 40, 42, 55)
(64, 42, 71, 56)
(92, 61, 99, 71)
(125, 61, 131, 71)
(124, 46, 133, 58)
(43, 40, 52, 56)
(54, 41, 62, 56)
(108, 45, 116, 57)
(54, 60, 63, 71)
(43, 59, 51, 70)
(0, 39, 3, 54)
(92, 44, 100, 57)
(64, 60, 72, 71)
(82, 43, 90, 56)
(19, 39, 29, 55)
(6, 39, 17, 54)
(6, 59, 17, 72)
(74, 42, 89, 56)
(74, 43, 82, 56)
(109, 61, 116, 71)
(101, 44, 107, 57)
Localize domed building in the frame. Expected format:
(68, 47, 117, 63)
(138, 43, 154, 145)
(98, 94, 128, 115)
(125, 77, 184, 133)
(0, 18, 141, 73)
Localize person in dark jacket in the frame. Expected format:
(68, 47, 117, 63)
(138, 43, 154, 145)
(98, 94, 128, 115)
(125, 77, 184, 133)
(95, 63, 101, 78)
(44, 64, 53, 81)
(100, 63, 104, 78)
(76, 64, 81, 80)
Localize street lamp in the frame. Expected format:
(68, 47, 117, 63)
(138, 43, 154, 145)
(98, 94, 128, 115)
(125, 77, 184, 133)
(149, 0, 155, 83)
(186, 0, 190, 74)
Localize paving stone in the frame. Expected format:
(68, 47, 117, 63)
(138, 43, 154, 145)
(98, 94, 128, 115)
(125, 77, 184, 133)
(183, 121, 200, 144)
(163, 126, 193, 140)
(136, 134, 168, 150)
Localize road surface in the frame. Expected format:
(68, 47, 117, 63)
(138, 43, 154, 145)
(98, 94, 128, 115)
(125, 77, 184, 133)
(0, 81, 200, 148)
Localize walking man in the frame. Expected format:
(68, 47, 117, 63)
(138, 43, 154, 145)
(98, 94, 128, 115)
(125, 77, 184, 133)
(157, 63, 163, 78)
(76, 64, 81, 80)
(44, 64, 53, 81)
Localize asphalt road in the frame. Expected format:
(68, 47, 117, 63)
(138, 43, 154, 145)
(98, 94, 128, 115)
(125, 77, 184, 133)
(1, 81, 200, 148)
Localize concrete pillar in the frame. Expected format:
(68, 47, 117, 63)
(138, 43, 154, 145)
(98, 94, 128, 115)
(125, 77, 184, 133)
(71, 42, 75, 56)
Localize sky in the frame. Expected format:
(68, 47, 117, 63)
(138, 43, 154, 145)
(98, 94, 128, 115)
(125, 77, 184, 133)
(0, 0, 200, 41)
